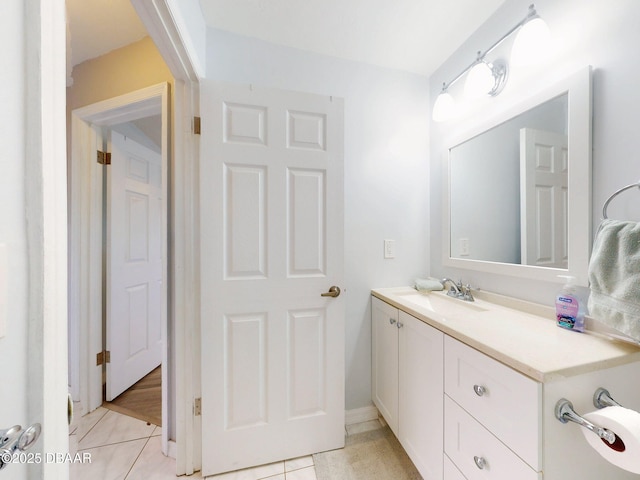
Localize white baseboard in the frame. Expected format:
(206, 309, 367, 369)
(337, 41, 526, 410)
(167, 440, 177, 459)
(345, 405, 379, 426)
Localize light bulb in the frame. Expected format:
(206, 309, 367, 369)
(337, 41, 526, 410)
(432, 91, 456, 122)
(511, 17, 551, 66)
(464, 61, 495, 99)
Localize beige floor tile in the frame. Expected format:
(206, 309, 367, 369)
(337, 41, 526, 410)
(76, 406, 109, 441)
(345, 419, 383, 436)
(79, 410, 155, 450)
(127, 436, 203, 479)
(284, 455, 314, 472)
(207, 461, 285, 480)
(70, 438, 146, 480)
(285, 466, 316, 480)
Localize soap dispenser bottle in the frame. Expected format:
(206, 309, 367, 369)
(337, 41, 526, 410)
(555, 275, 585, 332)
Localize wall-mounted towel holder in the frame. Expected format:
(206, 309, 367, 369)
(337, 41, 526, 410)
(602, 180, 640, 219)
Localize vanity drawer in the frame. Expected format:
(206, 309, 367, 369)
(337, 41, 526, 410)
(445, 395, 541, 480)
(444, 454, 468, 480)
(444, 336, 541, 470)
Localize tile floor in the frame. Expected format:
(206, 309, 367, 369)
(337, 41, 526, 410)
(69, 406, 180, 480)
(68, 405, 380, 479)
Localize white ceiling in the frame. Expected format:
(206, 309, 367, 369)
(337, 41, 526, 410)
(67, 0, 507, 77)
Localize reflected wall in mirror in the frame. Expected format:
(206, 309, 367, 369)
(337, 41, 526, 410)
(443, 66, 592, 285)
(449, 94, 568, 267)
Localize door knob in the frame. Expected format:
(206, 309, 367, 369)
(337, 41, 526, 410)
(0, 423, 41, 470)
(321, 286, 341, 298)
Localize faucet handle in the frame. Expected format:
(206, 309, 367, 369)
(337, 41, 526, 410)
(461, 284, 475, 302)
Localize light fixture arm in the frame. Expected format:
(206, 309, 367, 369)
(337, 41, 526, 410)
(439, 4, 539, 93)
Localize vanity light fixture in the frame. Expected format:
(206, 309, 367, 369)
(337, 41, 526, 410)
(432, 4, 550, 122)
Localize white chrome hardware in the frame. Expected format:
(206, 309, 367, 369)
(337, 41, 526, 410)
(473, 384, 486, 396)
(389, 318, 396, 325)
(321, 286, 341, 298)
(0, 423, 42, 471)
(397, 321, 404, 329)
(593, 387, 622, 409)
(474, 456, 487, 469)
(555, 398, 616, 444)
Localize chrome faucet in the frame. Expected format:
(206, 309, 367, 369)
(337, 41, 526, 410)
(441, 278, 475, 302)
(441, 278, 461, 297)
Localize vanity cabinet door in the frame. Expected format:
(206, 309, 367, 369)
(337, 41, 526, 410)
(371, 296, 399, 435)
(399, 311, 444, 480)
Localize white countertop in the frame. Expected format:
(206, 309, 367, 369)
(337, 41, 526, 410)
(372, 286, 640, 383)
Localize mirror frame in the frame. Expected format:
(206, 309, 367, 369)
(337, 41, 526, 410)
(443, 66, 592, 285)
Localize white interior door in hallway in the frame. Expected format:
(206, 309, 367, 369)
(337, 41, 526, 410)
(106, 130, 163, 400)
(200, 82, 345, 476)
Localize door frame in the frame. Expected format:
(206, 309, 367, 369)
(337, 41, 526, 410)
(66, 1, 202, 474)
(130, 1, 203, 474)
(70, 82, 170, 448)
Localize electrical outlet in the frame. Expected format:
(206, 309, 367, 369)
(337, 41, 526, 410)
(459, 238, 470, 256)
(384, 239, 396, 259)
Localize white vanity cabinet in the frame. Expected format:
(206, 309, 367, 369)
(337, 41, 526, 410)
(371, 296, 444, 480)
(372, 288, 640, 480)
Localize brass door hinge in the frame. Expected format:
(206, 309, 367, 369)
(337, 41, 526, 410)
(194, 397, 202, 416)
(96, 350, 111, 366)
(193, 116, 201, 135)
(97, 150, 111, 165)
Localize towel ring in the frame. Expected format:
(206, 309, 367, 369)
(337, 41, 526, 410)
(602, 181, 640, 219)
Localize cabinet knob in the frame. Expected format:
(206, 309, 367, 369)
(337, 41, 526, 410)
(473, 384, 487, 396)
(389, 318, 396, 325)
(473, 456, 487, 469)
(397, 321, 404, 329)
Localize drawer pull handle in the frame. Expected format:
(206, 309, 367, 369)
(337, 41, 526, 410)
(473, 385, 487, 396)
(474, 456, 487, 470)
(389, 318, 396, 325)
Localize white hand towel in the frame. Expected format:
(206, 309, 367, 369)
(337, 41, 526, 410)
(414, 277, 444, 292)
(588, 219, 640, 341)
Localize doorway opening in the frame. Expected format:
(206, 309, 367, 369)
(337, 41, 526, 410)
(68, 83, 171, 451)
(101, 114, 164, 426)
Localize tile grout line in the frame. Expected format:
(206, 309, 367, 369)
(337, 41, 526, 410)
(123, 433, 153, 479)
(76, 435, 156, 452)
(77, 408, 109, 443)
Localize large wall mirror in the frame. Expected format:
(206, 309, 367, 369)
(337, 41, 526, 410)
(443, 66, 592, 285)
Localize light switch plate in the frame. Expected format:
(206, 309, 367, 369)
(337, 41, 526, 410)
(459, 238, 470, 256)
(384, 239, 396, 259)
(0, 244, 6, 338)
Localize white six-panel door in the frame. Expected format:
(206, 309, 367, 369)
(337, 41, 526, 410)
(520, 128, 568, 268)
(200, 82, 344, 476)
(106, 130, 163, 400)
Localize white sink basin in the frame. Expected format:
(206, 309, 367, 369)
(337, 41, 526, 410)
(398, 291, 488, 314)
